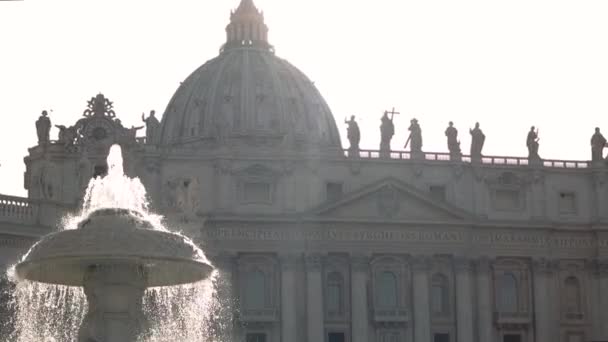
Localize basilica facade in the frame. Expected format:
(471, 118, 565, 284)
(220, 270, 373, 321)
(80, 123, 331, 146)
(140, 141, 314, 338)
(1, 1, 608, 342)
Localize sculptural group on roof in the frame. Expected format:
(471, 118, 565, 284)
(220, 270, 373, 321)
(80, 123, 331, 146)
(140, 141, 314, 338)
(35, 93, 161, 152)
(344, 110, 608, 164)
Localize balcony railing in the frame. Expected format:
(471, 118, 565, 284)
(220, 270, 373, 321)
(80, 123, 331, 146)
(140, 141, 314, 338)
(0, 195, 37, 225)
(344, 149, 590, 169)
(372, 308, 410, 323)
(239, 308, 279, 322)
(493, 311, 532, 326)
(0, 195, 71, 230)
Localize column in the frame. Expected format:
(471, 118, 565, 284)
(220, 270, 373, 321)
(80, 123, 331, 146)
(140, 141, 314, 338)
(212, 253, 236, 341)
(412, 256, 431, 342)
(282, 255, 298, 342)
(455, 258, 474, 342)
(306, 254, 324, 342)
(351, 255, 369, 342)
(599, 260, 608, 339)
(588, 260, 603, 341)
(476, 257, 493, 342)
(532, 258, 552, 342)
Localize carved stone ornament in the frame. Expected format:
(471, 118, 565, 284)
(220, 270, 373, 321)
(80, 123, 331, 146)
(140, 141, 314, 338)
(454, 257, 473, 272)
(377, 185, 400, 218)
(475, 257, 492, 275)
(411, 256, 431, 272)
(350, 255, 370, 272)
(532, 258, 556, 275)
(280, 254, 300, 271)
(349, 161, 362, 175)
(213, 159, 233, 175)
(305, 254, 323, 272)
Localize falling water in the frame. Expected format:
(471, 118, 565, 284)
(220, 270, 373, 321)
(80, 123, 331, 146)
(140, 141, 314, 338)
(5, 145, 230, 342)
(64, 144, 164, 231)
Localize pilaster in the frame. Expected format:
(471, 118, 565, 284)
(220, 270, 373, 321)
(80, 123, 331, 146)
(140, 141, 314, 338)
(281, 254, 299, 342)
(305, 253, 324, 342)
(532, 258, 556, 342)
(476, 257, 493, 342)
(454, 257, 474, 342)
(350, 254, 369, 342)
(412, 256, 431, 342)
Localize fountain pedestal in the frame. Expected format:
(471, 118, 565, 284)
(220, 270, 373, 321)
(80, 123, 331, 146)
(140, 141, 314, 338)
(79, 265, 148, 342)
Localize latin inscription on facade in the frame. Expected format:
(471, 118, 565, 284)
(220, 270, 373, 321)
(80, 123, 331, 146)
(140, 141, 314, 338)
(204, 227, 602, 249)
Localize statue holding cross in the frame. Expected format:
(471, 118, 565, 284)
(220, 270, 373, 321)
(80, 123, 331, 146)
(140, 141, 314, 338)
(380, 108, 399, 157)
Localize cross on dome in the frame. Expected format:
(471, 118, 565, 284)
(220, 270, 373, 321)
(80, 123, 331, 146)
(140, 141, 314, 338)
(222, 0, 273, 52)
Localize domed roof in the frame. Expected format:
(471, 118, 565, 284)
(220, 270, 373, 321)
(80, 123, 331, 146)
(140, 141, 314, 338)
(159, 0, 342, 151)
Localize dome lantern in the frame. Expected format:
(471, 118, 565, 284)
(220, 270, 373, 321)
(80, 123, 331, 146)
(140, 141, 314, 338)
(223, 0, 273, 52)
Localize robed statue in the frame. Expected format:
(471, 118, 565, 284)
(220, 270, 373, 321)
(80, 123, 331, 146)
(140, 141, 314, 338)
(469, 122, 485, 162)
(142, 110, 161, 144)
(591, 127, 607, 162)
(345, 115, 360, 153)
(35, 110, 51, 145)
(445, 121, 462, 160)
(380, 111, 395, 156)
(405, 118, 422, 154)
(527, 126, 540, 161)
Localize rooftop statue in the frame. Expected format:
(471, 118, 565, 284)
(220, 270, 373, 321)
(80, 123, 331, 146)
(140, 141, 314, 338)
(35, 110, 51, 145)
(405, 118, 422, 155)
(445, 121, 462, 161)
(56, 124, 78, 148)
(591, 127, 607, 162)
(142, 110, 160, 145)
(345, 115, 360, 156)
(380, 109, 397, 157)
(527, 126, 541, 161)
(469, 122, 485, 162)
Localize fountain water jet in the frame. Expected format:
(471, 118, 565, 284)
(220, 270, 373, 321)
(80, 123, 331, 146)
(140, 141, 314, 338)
(10, 145, 215, 342)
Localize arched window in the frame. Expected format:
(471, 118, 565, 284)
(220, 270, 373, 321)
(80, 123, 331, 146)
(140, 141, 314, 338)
(431, 273, 449, 315)
(496, 273, 518, 313)
(244, 269, 266, 309)
(377, 271, 398, 308)
(565, 276, 582, 314)
(326, 272, 344, 314)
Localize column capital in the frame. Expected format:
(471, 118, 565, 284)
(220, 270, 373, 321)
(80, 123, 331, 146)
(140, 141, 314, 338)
(305, 253, 323, 272)
(350, 254, 370, 272)
(280, 254, 301, 271)
(454, 257, 474, 272)
(475, 256, 493, 275)
(209, 252, 236, 269)
(412, 255, 432, 272)
(532, 258, 557, 275)
(594, 259, 608, 276)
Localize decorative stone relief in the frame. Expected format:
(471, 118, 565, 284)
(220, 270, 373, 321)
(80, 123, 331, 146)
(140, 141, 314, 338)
(376, 185, 401, 218)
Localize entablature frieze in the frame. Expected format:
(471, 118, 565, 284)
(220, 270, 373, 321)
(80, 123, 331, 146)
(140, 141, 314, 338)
(203, 225, 605, 253)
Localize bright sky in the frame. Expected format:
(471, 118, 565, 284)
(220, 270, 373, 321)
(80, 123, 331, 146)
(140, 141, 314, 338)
(1, 0, 608, 197)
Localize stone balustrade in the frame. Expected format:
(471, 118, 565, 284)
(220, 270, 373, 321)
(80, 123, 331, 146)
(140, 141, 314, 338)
(344, 149, 590, 169)
(0, 195, 37, 224)
(0, 195, 72, 231)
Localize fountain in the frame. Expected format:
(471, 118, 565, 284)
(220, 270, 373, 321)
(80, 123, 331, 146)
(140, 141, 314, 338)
(8, 145, 216, 342)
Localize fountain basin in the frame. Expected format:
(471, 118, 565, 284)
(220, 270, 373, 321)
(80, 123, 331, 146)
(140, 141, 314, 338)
(16, 208, 213, 287)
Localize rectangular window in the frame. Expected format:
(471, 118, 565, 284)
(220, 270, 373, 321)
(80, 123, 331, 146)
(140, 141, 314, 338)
(326, 182, 343, 202)
(494, 189, 521, 211)
(559, 192, 577, 214)
(434, 333, 450, 342)
(240, 182, 271, 203)
(503, 334, 522, 342)
(429, 185, 446, 202)
(328, 332, 345, 342)
(246, 333, 267, 342)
